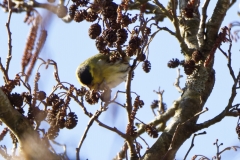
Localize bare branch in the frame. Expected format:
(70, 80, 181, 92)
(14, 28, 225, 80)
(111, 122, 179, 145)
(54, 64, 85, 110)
(0, 58, 8, 83)
(194, 72, 240, 131)
(192, 154, 210, 160)
(113, 142, 128, 160)
(226, 31, 236, 81)
(153, 87, 165, 114)
(152, 0, 173, 20)
(4, 0, 13, 82)
(154, 24, 176, 36)
(183, 131, 207, 160)
(218, 46, 228, 58)
(164, 108, 208, 159)
(197, 0, 210, 47)
(174, 68, 183, 93)
(136, 100, 179, 136)
(229, 0, 237, 9)
(76, 110, 102, 160)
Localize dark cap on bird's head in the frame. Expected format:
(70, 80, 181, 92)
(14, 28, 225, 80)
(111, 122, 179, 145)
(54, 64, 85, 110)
(77, 65, 93, 86)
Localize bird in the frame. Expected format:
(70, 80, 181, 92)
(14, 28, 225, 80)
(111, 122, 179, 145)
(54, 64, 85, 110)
(76, 53, 130, 91)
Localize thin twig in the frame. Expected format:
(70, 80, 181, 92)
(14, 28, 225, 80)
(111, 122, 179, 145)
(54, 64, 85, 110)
(219, 146, 240, 156)
(154, 25, 176, 36)
(174, 68, 183, 93)
(94, 119, 126, 138)
(227, 30, 236, 81)
(164, 108, 208, 159)
(192, 154, 210, 160)
(229, 0, 236, 9)
(194, 72, 240, 131)
(218, 46, 228, 58)
(171, 0, 183, 44)
(51, 140, 68, 159)
(139, 136, 150, 149)
(4, 0, 13, 82)
(76, 110, 102, 160)
(0, 58, 8, 83)
(153, 87, 165, 114)
(126, 59, 137, 121)
(153, 0, 173, 20)
(183, 131, 207, 160)
(197, 0, 210, 47)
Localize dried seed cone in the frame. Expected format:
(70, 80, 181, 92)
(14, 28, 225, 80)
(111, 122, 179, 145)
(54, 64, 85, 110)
(102, 29, 117, 44)
(167, 58, 180, 68)
(69, 4, 78, 19)
(36, 91, 46, 101)
(150, 100, 159, 109)
(102, 2, 118, 20)
(145, 124, 158, 138)
(89, 23, 101, 39)
(126, 46, 135, 57)
(236, 123, 240, 139)
(116, 28, 128, 45)
(121, 15, 132, 27)
(192, 50, 203, 63)
(8, 93, 23, 107)
(183, 60, 196, 75)
(137, 53, 146, 62)
(65, 112, 78, 129)
(95, 36, 107, 52)
(109, 20, 121, 30)
(76, 0, 89, 7)
(109, 52, 121, 62)
(142, 60, 151, 73)
(128, 36, 141, 50)
(86, 11, 98, 22)
(144, 27, 151, 35)
(74, 10, 87, 22)
(85, 90, 100, 105)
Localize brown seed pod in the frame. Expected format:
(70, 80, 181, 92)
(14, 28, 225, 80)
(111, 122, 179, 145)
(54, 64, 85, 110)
(116, 28, 128, 45)
(183, 60, 196, 75)
(192, 50, 203, 63)
(121, 15, 132, 27)
(145, 124, 158, 138)
(95, 36, 107, 52)
(85, 90, 100, 105)
(102, 29, 117, 45)
(167, 58, 180, 68)
(142, 60, 151, 73)
(102, 2, 118, 20)
(89, 23, 101, 39)
(128, 36, 142, 50)
(86, 11, 98, 22)
(69, 4, 78, 19)
(74, 10, 87, 22)
(65, 112, 78, 129)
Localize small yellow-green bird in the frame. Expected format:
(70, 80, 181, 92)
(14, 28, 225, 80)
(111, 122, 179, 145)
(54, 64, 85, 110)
(76, 53, 130, 90)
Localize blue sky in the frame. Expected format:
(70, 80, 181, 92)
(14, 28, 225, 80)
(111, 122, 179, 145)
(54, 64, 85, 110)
(0, 1, 240, 159)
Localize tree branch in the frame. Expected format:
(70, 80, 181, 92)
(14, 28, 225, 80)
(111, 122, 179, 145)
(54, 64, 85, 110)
(174, 68, 183, 93)
(0, 88, 59, 159)
(76, 110, 102, 160)
(194, 72, 240, 131)
(197, 0, 210, 47)
(183, 131, 207, 160)
(4, 0, 13, 82)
